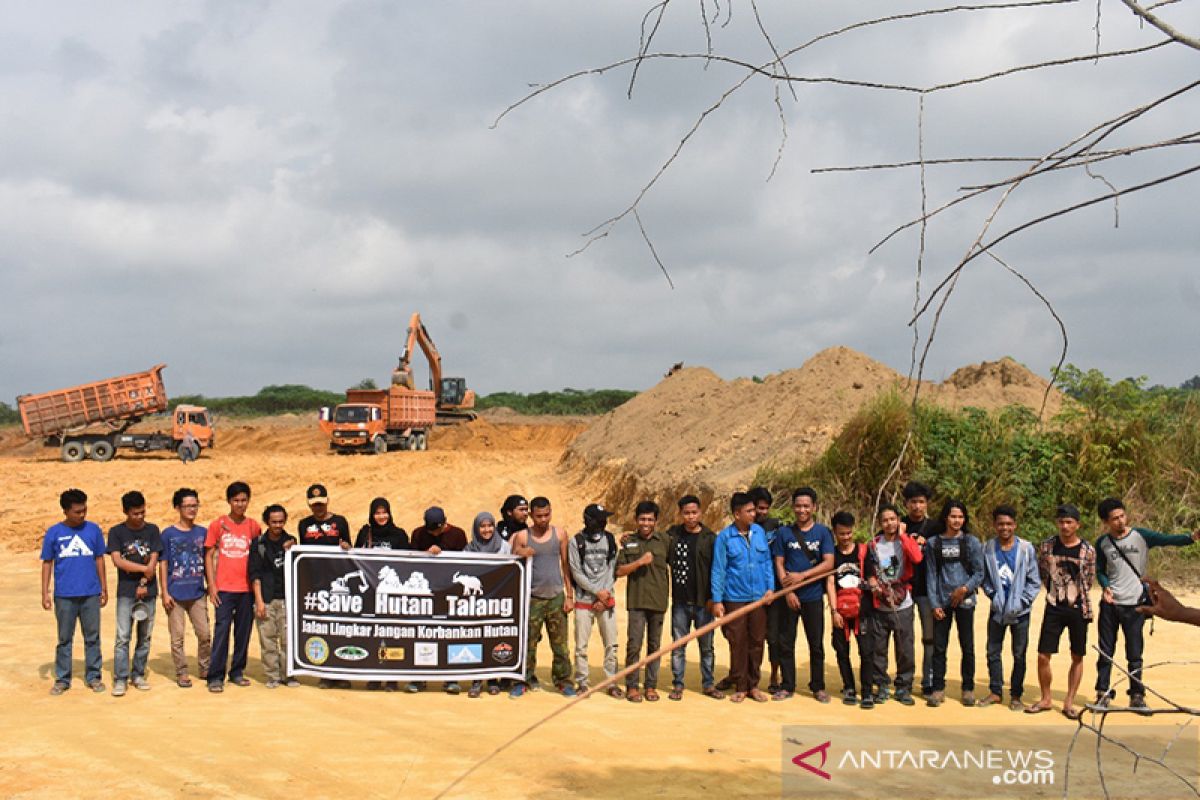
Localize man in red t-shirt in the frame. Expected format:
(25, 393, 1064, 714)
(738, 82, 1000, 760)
(204, 481, 261, 692)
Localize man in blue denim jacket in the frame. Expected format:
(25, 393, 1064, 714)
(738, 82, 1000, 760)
(711, 492, 774, 703)
(980, 505, 1040, 710)
(926, 500, 985, 708)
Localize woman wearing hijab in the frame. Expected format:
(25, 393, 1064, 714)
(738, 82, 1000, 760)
(354, 498, 409, 691)
(466, 511, 506, 697)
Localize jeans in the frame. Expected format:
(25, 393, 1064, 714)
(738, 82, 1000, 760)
(573, 605, 618, 687)
(931, 605, 975, 693)
(986, 614, 1030, 699)
(915, 594, 935, 692)
(671, 603, 715, 689)
(625, 608, 665, 690)
(54, 595, 103, 684)
(113, 595, 156, 682)
(1095, 601, 1146, 697)
(209, 591, 254, 684)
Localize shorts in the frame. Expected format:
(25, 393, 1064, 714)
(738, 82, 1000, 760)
(1037, 604, 1089, 656)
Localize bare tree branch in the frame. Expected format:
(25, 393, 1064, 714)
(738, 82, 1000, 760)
(1120, 0, 1200, 49)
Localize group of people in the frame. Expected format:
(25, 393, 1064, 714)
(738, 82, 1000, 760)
(40, 480, 1198, 718)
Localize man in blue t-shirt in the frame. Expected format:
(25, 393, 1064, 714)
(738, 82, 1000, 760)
(771, 487, 835, 702)
(159, 487, 212, 687)
(41, 488, 109, 695)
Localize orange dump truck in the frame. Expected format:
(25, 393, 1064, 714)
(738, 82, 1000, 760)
(319, 386, 436, 454)
(18, 364, 214, 462)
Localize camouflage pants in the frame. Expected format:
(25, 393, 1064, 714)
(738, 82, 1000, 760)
(526, 591, 571, 685)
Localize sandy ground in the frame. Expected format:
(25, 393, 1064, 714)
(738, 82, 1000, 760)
(1, 418, 1198, 799)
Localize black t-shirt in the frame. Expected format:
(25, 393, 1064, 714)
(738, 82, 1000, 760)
(249, 532, 295, 603)
(669, 531, 700, 606)
(496, 519, 526, 542)
(902, 515, 936, 598)
(297, 514, 351, 547)
(1049, 538, 1084, 609)
(354, 525, 410, 550)
(106, 523, 164, 599)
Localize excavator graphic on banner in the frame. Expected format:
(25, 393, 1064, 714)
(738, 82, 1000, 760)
(330, 569, 369, 595)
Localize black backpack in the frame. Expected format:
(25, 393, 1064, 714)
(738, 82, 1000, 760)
(574, 530, 616, 565)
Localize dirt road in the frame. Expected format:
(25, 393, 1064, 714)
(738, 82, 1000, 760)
(1, 418, 1197, 798)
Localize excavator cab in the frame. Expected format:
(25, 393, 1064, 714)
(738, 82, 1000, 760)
(440, 377, 467, 407)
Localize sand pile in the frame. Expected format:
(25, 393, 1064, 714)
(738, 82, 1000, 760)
(563, 347, 1063, 522)
(431, 418, 587, 451)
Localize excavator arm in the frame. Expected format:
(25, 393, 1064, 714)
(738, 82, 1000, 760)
(393, 311, 476, 419)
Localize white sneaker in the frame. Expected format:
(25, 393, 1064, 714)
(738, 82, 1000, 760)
(131, 676, 151, 691)
(265, 679, 281, 689)
(112, 681, 127, 697)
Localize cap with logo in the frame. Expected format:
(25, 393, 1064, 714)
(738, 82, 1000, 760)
(583, 503, 612, 525)
(306, 484, 330, 505)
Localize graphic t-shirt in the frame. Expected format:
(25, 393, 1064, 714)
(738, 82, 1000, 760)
(997, 544, 1017, 595)
(297, 514, 351, 547)
(107, 522, 164, 598)
(772, 523, 835, 603)
(670, 532, 700, 606)
(871, 537, 913, 610)
(40, 521, 106, 598)
(205, 515, 261, 593)
(1049, 539, 1084, 610)
(162, 525, 208, 601)
(354, 525, 410, 550)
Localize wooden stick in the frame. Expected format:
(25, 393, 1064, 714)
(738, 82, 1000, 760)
(434, 566, 834, 799)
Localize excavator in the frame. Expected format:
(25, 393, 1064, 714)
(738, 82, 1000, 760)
(392, 312, 477, 423)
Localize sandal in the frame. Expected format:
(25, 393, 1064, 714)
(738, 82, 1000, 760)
(644, 688, 660, 702)
(177, 676, 193, 689)
(626, 688, 643, 703)
(668, 687, 684, 701)
(702, 687, 726, 700)
(730, 691, 747, 703)
(748, 689, 770, 703)
(1024, 703, 1052, 714)
(771, 690, 794, 701)
(606, 685, 625, 699)
(977, 694, 1002, 708)
(1062, 706, 1082, 720)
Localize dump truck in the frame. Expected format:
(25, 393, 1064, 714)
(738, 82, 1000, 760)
(318, 312, 474, 454)
(18, 364, 215, 462)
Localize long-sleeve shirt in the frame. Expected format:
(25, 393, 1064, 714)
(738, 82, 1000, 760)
(1096, 527, 1194, 604)
(981, 537, 1041, 624)
(568, 531, 617, 605)
(710, 523, 773, 604)
(1036, 536, 1096, 619)
(925, 532, 985, 611)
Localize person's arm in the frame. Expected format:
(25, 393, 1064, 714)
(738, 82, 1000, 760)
(558, 530, 574, 613)
(925, 538, 943, 613)
(41, 560, 53, 610)
(338, 517, 352, 550)
(354, 526, 369, 549)
(1137, 527, 1200, 548)
(1137, 580, 1200, 625)
(826, 571, 842, 628)
(900, 533, 923, 565)
(510, 530, 534, 558)
(1094, 536, 1111, 588)
(615, 545, 649, 577)
(710, 533, 727, 615)
(253, 578, 267, 618)
(1035, 541, 1051, 589)
(981, 546, 996, 599)
(963, 536, 985, 593)
(96, 555, 108, 607)
(567, 537, 601, 596)
(1020, 543, 1042, 611)
(205, 545, 221, 606)
(158, 557, 175, 611)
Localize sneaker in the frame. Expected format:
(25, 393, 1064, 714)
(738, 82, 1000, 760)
(814, 690, 831, 704)
(926, 690, 945, 707)
(112, 681, 128, 697)
(509, 683, 527, 699)
(842, 689, 858, 706)
(230, 676, 251, 687)
(265, 679, 281, 689)
(445, 682, 462, 695)
(50, 680, 70, 696)
(961, 691, 976, 707)
(894, 690, 916, 706)
(405, 682, 422, 694)
(1130, 694, 1152, 716)
(131, 676, 150, 691)
(1094, 690, 1113, 709)
(285, 678, 301, 688)
(558, 683, 577, 697)
(860, 695, 875, 710)
(872, 690, 888, 705)
(88, 679, 106, 694)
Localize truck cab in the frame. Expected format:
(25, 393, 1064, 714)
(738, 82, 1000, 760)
(173, 405, 215, 448)
(321, 402, 387, 453)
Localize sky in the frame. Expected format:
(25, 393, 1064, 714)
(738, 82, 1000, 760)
(2, 0, 1198, 402)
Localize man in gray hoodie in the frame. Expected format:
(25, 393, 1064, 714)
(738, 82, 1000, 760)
(926, 500, 985, 708)
(980, 505, 1041, 711)
(568, 504, 622, 698)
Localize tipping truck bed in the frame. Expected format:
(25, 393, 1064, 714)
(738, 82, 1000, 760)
(19, 364, 169, 438)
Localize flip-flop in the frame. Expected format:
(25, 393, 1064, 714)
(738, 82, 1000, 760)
(702, 687, 726, 700)
(1024, 704, 1052, 714)
(730, 692, 747, 703)
(644, 688, 660, 702)
(668, 688, 684, 701)
(771, 690, 794, 701)
(626, 688, 643, 703)
(1062, 707, 1082, 720)
(177, 676, 193, 688)
(749, 689, 770, 703)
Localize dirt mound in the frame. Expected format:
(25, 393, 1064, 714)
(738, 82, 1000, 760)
(431, 418, 587, 451)
(563, 347, 1065, 524)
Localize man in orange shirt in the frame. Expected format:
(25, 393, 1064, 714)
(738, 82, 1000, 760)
(204, 481, 261, 693)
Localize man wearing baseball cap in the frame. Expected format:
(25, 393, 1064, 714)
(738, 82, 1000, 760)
(497, 496, 529, 543)
(1026, 504, 1095, 718)
(407, 506, 468, 695)
(568, 504, 621, 697)
(296, 485, 351, 550)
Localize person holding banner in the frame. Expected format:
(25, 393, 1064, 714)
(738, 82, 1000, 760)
(354, 498, 410, 551)
(509, 497, 575, 697)
(467, 511, 507, 697)
(409, 506, 468, 694)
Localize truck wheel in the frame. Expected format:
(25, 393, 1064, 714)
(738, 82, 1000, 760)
(416, 432, 428, 451)
(90, 440, 116, 462)
(61, 441, 86, 463)
(373, 436, 387, 455)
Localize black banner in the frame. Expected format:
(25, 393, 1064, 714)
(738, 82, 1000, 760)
(286, 547, 530, 680)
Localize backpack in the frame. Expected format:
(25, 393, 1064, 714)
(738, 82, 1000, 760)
(574, 530, 616, 568)
(833, 543, 866, 638)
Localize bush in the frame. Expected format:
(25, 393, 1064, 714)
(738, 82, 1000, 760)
(170, 385, 345, 417)
(0, 401, 19, 425)
(476, 388, 636, 416)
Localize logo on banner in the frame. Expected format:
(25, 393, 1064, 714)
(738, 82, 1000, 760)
(377, 566, 432, 595)
(335, 645, 369, 662)
(492, 642, 514, 663)
(452, 571, 484, 596)
(306, 637, 330, 665)
(414, 642, 438, 666)
(448, 644, 482, 664)
(378, 644, 406, 661)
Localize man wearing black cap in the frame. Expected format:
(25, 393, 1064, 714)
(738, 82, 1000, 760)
(497, 495, 529, 543)
(1027, 504, 1095, 718)
(568, 504, 621, 697)
(411, 507, 467, 554)
(296, 485, 351, 550)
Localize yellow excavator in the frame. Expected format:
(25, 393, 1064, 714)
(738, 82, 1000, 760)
(392, 312, 477, 423)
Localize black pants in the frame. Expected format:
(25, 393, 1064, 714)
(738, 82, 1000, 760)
(931, 605, 975, 693)
(985, 615, 1030, 699)
(209, 591, 254, 684)
(831, 615, 873, 695)
(779, 599, 826, 693)
(1094, 601, 1145, 697)
(868, 605, 916, 693)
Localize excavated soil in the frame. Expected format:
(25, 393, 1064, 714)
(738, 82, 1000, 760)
(563, 347, 1063, 522)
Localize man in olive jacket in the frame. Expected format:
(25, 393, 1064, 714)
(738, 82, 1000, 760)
(666, 495, 721, 700)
